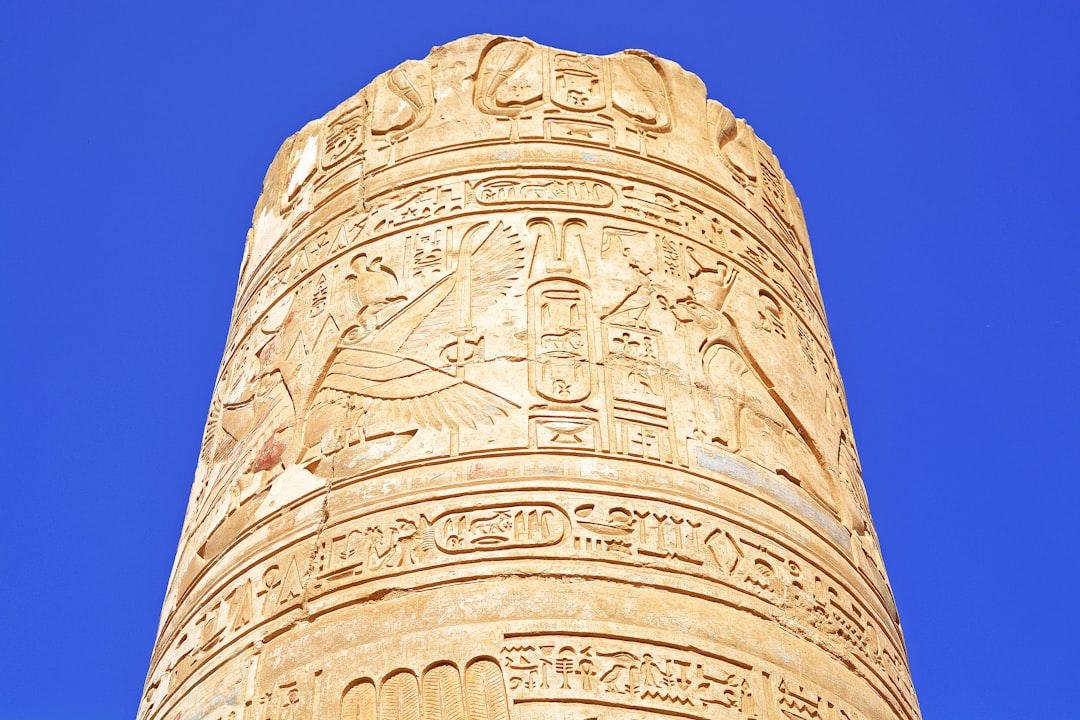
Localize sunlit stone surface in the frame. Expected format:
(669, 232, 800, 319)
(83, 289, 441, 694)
(140, 35, 920, 720)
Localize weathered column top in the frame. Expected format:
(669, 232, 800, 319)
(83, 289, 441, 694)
(141, 35, 919, 720)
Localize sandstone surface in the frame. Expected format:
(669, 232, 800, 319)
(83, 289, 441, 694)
(140, 35, 920, 720)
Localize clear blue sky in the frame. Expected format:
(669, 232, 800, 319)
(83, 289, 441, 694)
(2, 3, 1078, 718)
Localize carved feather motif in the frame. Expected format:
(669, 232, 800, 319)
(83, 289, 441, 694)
(340, 680, 377, 720)
(464, 660, 509, 720)
(397, 221, 525, 360)
(300, 221, 522, 437)
(422, 664, 465, 720)
(380, 672, 420, 720)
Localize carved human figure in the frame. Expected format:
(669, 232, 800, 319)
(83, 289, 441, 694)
(142, 37, 918, 720)
(296, 222, 523, 475)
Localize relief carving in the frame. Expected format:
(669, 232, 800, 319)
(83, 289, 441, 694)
(712, 103, 757, 193)
(295, 486, 908, 709)
(474, 39, 674, 149)
(379, 671, 421, 720)
(551, 52, 606, 112)
(370, 60, 435, 162)
(611, 53, 673, 133)
(701, 341, 832, 507)
(433, 504, 568, 553)
(252, 674, 317, 720)
(321, 102, 366, 171)
(341, 679, 377, 720)
(766, 674, 864, 720)
(470, 177, 614, 208)
(528, 278, 595, 404)
(464, 659, 511, 720)
(143, 36, 917, 720)
(473, 39, 544, 118)
(297, 221, 524, 477)
(370, 61, 434, 138)
(337, 659, 508, 720)
(502, 633, 757, 718)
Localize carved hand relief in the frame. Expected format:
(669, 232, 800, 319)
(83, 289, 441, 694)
(145, 36, 917, 720)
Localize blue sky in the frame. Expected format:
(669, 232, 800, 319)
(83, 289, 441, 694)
(2, 2, 1078, 718)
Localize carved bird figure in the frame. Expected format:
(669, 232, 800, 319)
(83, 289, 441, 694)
(298, 222, 525, 464)
(347, 252, 405, 322)
(604, 284, 655, 329)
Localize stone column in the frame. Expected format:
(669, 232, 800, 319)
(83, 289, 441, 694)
(140, 35, 920, 720)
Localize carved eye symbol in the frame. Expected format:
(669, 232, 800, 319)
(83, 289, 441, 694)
(344, 327, 364, 344)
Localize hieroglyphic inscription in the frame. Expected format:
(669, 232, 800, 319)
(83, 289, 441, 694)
(526, 216, 602, 453)
(528, 279, 595, 405)
(434, 504, 566, 553)
(233, 176, 828, 384)
(311, 501, 571, 582)
(194, 178, 861, 574)
(143, 35, 917, 720)
(470, 177, 614, 208)
(295, 490, 911, 713)
(242, 653, 884, 720)
(157, 486, 909, 716)
(474, 38, 673, 150)
(251, 670, 319, 720)
(153, 540, 315, 697)
(321, 102, 366, 172)
(603, 320, 677, 464)
(765, 673, 865, 720)
(502, 633, 757, 719)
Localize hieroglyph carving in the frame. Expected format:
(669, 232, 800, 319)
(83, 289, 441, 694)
(502, 633, 756, 719)
(141, 35, 918, 720)
(474, 38, 672, 149)
(330, 492, 904, 701)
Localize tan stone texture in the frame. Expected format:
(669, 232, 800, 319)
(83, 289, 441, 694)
(141, 35, 920, 720)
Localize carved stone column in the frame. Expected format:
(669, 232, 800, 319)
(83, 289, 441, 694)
(141, 35, 920, 720)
